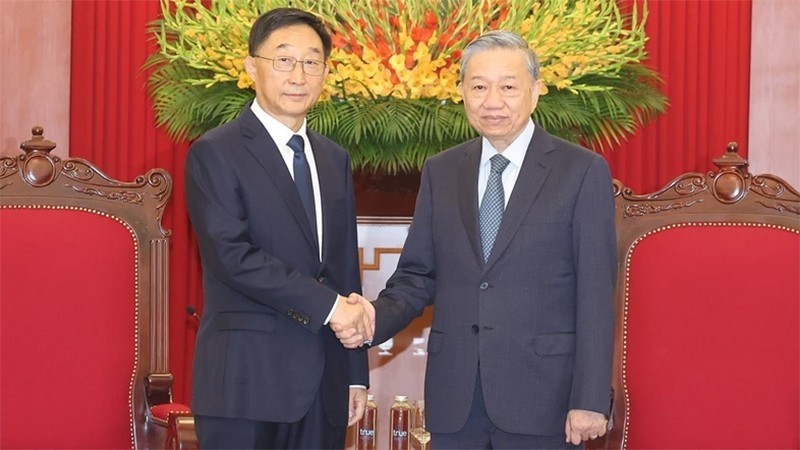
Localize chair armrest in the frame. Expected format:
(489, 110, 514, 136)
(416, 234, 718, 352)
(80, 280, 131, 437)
(145, 373, 198, 448)
(146, 373, 175, 406)
(166, 412, 198, 450)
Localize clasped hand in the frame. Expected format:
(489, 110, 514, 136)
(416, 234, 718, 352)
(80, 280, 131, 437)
(565, 409, 608, 444)
(329, 293, 375, 348)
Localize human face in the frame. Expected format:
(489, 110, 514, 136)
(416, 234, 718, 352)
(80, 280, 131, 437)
(244, 24, 328, 131)
(459, 48, 540, 151)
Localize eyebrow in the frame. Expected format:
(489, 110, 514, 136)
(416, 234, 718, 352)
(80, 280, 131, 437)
(274, 43, 323, 56)
(468, 75, 519, 82)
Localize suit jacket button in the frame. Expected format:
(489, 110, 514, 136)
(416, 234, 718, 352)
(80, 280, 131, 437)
(479, 282, 489, 290)
(471, 324, 479, 333)
(317, 276, 325, 283)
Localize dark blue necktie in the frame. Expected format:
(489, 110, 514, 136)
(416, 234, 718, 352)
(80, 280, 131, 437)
(479, 154, 510, 262)
(287, 135, 317, 243)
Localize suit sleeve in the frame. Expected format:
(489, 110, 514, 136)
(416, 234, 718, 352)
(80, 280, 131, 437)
(569, 155, 617, 415)
(371, 162, 437, 345)
(341, 154, 370, 387)
(184, 139, 337, 332)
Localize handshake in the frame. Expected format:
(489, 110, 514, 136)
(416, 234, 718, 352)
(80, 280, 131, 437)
(329, 293, 375, 348)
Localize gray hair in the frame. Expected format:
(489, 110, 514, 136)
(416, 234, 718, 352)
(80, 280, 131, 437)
(459, 30, 540, 83)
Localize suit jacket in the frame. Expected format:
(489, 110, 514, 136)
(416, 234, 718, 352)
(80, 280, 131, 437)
(372, 125, 616, 435)
(185, 103, 367, 426)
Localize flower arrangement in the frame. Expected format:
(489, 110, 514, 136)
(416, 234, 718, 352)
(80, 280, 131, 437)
(147, 0, 666, 172)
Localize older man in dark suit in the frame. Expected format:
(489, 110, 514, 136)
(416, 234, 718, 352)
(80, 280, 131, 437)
(185, 8, 372, 449)
(340, 31, 617, 448)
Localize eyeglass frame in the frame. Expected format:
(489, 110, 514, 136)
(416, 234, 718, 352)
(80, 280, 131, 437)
(252, 55, 328, 76)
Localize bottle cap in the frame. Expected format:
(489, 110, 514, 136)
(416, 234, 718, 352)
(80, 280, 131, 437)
(394, 395, 408, 401)
(367, 394, 374, 401)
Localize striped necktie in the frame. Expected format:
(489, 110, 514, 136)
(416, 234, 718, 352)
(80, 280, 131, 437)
(479, 154, 510, 262)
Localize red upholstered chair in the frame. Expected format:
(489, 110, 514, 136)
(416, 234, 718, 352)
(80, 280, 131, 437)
(593, 144, 800, 449)
(0, 127, 197, 449)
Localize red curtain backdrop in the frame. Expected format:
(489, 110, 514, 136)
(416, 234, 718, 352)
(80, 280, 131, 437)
(609, 0, 752, 193)
(69, 0, 751, 405)
(70, 0, 198, 403)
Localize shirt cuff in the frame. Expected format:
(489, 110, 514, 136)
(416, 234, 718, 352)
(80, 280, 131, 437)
(349, 385, 367, 390)
(323, 294, 340, 325)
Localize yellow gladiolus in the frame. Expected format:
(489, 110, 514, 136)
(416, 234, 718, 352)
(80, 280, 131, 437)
(236, 72, 252, 90)
(154, 0, 653, 102)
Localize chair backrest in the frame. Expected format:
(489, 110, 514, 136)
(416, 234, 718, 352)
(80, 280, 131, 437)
(597, 144, 800, 449)
(0, 127, 173, 449)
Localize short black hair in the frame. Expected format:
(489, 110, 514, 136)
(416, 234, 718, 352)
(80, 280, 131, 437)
(248, 8, 332, 60)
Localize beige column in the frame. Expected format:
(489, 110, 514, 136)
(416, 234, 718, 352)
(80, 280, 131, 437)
(748, 0, 800, 187)
(0, 0, 72, 157)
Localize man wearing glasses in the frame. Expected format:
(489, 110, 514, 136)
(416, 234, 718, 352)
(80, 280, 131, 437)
(184, 7, 372, 449)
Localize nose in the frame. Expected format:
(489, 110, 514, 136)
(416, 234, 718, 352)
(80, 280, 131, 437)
(288, 62, 306, 83)
(483, 86, 504, 108)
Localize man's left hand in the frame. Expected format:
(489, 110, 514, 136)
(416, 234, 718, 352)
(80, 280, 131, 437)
(565, 409, 608, 444)
(348, 387, 368, 427)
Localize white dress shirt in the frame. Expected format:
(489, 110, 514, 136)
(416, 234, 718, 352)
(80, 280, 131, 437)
(477, 119, 535, 208)
(250, 101, 323, 261)
(249, 103, 363, 357)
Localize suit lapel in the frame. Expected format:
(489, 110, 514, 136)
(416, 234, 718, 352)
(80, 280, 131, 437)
(483, 125, 556, 272)
(308, 132, 332, 264)
(457, 139, 483, 264)
(238, 105, 318, 250)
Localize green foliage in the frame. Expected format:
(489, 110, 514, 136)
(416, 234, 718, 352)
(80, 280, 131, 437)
(145, 0, 668, 173)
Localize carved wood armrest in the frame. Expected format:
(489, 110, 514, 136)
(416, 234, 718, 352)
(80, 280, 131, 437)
(145, 373, 174, 406)
(166, 412, 199, 450)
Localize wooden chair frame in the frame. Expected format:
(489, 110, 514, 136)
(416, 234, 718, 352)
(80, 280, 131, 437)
(595, 143, 800, 448)
(0, 127, 196, 449)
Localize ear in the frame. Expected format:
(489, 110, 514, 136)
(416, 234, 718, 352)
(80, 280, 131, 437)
(530, 79, 542, 113)
(244, 55, 257, 80)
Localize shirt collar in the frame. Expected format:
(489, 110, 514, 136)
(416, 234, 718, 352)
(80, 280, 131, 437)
(480, 119, 535, 169)
(250, 100, 308, 149)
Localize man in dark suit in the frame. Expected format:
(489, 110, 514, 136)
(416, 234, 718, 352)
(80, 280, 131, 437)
(185, 8, 373, 449)
(339, 31, 616, 448)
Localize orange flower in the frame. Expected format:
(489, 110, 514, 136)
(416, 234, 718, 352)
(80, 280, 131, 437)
(424, 11, 437, 29)
(404, 49, 415, 70)
(489, 8, 509, 28)
(411, 25, 434, 43)
(331, 33, 349, 50)
(409, 11, 438, 43)
(438, 22, 457, 49)
(376, 40, 392, 62)
(349, 33, 362, 58)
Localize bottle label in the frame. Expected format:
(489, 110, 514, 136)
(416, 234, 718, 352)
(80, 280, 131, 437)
(390, 407, 409, 450)
(356, 406, 376, 450)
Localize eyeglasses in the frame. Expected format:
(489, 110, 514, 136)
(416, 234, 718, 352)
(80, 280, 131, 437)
(253, 55, 327, 76)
